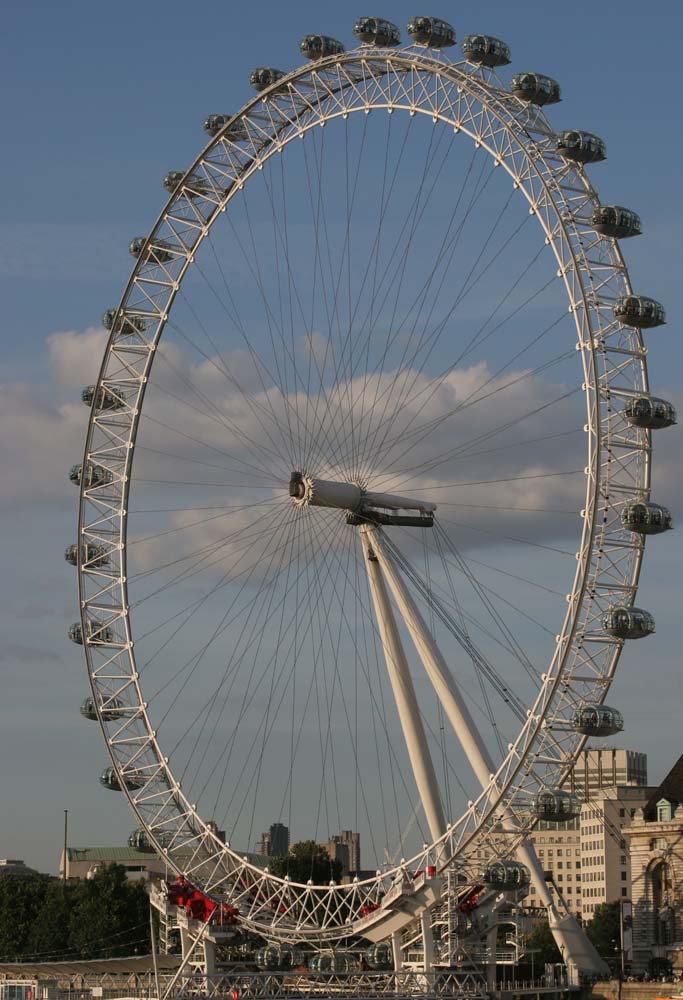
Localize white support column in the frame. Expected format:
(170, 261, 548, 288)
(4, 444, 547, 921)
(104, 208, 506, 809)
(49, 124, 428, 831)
(362, 528, 446, 844)
(369, 526, 609, 979)
(391, 930, 404, 972)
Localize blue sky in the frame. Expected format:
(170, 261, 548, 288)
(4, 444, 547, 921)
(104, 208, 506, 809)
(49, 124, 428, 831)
(1, 0, 682, 876)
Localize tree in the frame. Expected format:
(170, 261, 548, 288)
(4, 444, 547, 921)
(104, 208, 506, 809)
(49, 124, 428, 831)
(585, 901, 621, 967)
(269, 841, 344, 884)
(0, 874, 50, 959)
(68, 865, 149, 958)
(0, 866, 150, 961)
(523, 921, 561, 966)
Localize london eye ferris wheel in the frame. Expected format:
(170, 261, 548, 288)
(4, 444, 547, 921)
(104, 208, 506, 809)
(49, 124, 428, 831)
(68, 13, 675, 972)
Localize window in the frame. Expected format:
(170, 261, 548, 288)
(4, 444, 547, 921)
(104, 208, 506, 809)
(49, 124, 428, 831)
(621, 872, 627, 881)
(621, 888, 627, 897)
(619, 808, 625, 818)
(557, 849, 563, 857)
(557, 862, 563, 870)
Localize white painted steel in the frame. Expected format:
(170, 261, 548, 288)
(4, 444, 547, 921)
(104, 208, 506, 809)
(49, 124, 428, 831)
(75, 34, 656, 945)
(361, 525, 447, 844)
(368, 525, 608, 977)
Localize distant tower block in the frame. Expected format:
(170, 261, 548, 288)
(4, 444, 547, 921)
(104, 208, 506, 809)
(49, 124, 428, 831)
(269, 822, 289, 857)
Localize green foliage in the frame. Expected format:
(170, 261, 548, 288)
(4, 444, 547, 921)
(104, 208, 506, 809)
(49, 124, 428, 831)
(0, 874, 51, 960)
(0, 866, 150, 961)
(524, 920, 562, 966)
(585, 901, 621, 961)
(269, 840, 344, 884)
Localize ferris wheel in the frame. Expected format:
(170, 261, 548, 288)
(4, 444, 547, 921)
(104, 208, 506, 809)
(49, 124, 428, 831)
(70, 14, 674, 974)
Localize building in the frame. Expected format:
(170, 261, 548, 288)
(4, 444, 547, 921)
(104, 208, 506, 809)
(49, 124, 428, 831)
(626, 754, 683, 975)
(0, 859, 42, 877)
(319, 831, 361, 875)
(568, 748, 648, 799)
(255, 831, 270, 856)
(59, 847, 168, 881)
(579, 784, 650, 919)
(523, 815, 582, 913)
(269, 823, 289, 857)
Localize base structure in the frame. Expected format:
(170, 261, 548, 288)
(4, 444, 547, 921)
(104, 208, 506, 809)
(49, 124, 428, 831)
(143, 479, 608, 994)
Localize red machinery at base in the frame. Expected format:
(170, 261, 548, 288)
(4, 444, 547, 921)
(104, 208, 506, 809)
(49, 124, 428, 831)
(167, 877, 238, 925)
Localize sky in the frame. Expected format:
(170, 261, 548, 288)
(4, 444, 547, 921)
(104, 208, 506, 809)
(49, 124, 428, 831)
(1, 0, 682, 877)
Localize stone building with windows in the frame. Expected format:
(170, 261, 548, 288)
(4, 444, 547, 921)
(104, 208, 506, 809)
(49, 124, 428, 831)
(626, 754, 683, 975)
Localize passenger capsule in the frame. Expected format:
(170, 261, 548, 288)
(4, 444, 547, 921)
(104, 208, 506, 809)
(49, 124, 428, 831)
(256, 945, 303, 971)
(602, 606, 655, 640)
(203, 116, 250, 141)
(69, 462, 113, 489)
(591, 205, 641, 239)
(461, 34, 511, 67)
(353, 17, 401, 46)
(555, 130, 606, 164)
(81, 385, 124, 412)
(102, 309, 145, 335)
(621, 500, 673, 536)
(308, 952, 356, 973)
(365, 942, 392, 970)
(128, 828, 154, 852)
(80, 695, 123, 722)
(533, 789, 580, 823)
(407, 17, 455, 48)
(613, 295, 665, 329)
(203, 114, 230, 136)
(128, 236, 174, 264)
(480, 859, 530, 890)
(571, 704, 624, 738)
(68, 620, 114, 645)
(99, 766, 145, 792)
(64, 542, 109, 568)
(510, 72, 561, 106)
(624, 396, 677, 430)
(299, 35, 345, 60)
(249, 67, 286, 91)
(163, 171, 214, 199)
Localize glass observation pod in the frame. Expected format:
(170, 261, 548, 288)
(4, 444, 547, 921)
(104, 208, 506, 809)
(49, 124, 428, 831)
(203, 114, 250, 140)
(613, 295, 666, 329)
(64, 542, 109, 567)
(407, 17, 455, 48)
(69, 462, 113, 489)
(480, 859, 531, 890)
(591, 205, 642, 239)
(129, 236, 174, 264)
(68, 620, 114, 645)
(572, 704, 624, 737)
(299, 35, 345, 60)
(309, 952, 357, 973)
(249, 67, 285, 91)
(624, 396, 677, 430)
(81, 384, 124, 412)
(555, 130, 606, 164)
(510, 72, 561, 106)
(353, 17, 401, 46)
(80, 695, 122, 721)
(99, 766, 145, 792)
(621, 499, 673, 536)
(461, 34, 511, 67)
(256, 945, 303, 970)
(128, 828, 154, 851)
(366, 942, 392, 970)
(532, 789, 581, 823)
(602, 605, 655, 639)
(102, 309, 145, 335)
(162, 171, 214, 199)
